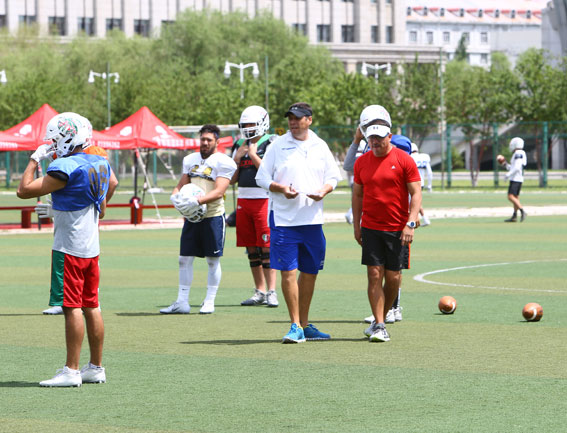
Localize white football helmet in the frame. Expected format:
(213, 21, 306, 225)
(411, 142, 419, 153)
(359, 105, 392, 137)
(44, 112, 92, 158)
(509, 137, 524, 152)
(179, 183, 207, 223)
(239, 106, 269, 140)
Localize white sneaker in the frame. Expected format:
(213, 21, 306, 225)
(369, 324, 390, 342)
(363, 321, 376, 337)
(394, 306, 403, 322)
(421, 216, 431, 227)
(385, 309, 395, 324)
(80, 363, 106, 384)
(241, 289, 266, 306)
(364, 314, 375, 324)
(199, 300, 215, 314)
(39, 366, 82, 387)
(43, 306, 63, 315)
(160, 301, 190, 314)
(266, 290, 279, 307)
(345, 211, 353, 225)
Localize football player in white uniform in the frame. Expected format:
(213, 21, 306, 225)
(410, 143, 431, 227)
(162, 124, 237, 314)
(500, 137, 527, 222)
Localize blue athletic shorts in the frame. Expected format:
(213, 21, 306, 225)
(269, 211, 326, 274)
(180, 215, 225, 258)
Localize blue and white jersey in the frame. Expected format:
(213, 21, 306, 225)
(48, 153, 111, 213)
(506, 150, 527, 183)
(47, 153, 111, 258)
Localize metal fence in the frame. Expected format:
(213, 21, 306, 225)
(2, 121, 566, 189)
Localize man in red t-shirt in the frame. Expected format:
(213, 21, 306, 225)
(352, 106, 422, 343)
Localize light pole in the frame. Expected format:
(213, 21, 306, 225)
(360, 62, 392, 83)
(0, 70, 7, 85)
(224, 60, 260, 99)
(88, 62, 120, 128)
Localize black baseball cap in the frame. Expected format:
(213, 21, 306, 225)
(284, 103, 313, 118)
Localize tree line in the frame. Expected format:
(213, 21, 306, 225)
(1, 9, 566, 148)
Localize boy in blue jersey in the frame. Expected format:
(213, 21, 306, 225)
(17, 113, 118, 387)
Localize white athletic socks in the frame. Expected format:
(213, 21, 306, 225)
(204, 256, 221, 302)
(177, 256, 195, 303)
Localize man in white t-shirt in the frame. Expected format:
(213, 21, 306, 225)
(499, 137, 527, 222)
(161, 124, 237, 315)
(256, 102, 342, 343)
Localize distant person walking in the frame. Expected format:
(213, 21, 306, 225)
(498, 137, 527, 222)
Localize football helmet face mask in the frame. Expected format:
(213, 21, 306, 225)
(359, 105, 391, 137)
(44, 113, 92, 158)
(509, 137, 524, 152)
(239, 106, 269, 140)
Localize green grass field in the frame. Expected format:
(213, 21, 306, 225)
(1, 200, 567, 432)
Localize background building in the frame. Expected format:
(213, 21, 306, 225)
(406, 0, 548, 67)
(0, 0, 441, 71)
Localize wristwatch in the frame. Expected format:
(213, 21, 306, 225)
(406, 221, 417, 229)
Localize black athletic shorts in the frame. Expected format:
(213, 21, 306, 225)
(361, 227, 404, 271)
(508, 181, 522, 196)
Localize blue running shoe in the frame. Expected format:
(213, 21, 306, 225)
(282, 324, 306, 344)
(303, 324, 331, 341)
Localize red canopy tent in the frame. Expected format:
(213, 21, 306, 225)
(91, 106, 233, 151)
(0, 104, 58, 151)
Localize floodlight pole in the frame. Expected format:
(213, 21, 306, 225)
(224, 61, 260, 99)
(88, 62, 120, 128)
(360, 62, 391, 83)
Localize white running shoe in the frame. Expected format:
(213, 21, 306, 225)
(80, 363, 106, 384)
(241, 289, 266, 306)
(363, 321, 376, 337)
(39, 366, 82, 387)
(385, 309, 395, 324)
(369, 325, 390, 342)
(421, 216, 431, 227)
(160, 301, 190, 314)
(394, 306, 403, 322)
(364, 314, 375, 324)
(266, 290, 279, 307)
(199, 300, 215, 314)
(43, 306, 63, 315)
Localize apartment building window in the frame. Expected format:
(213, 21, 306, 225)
(342, 25, 355, 42)
(78, 17, 95, 35)
(106, 18, 123, 31)
(317, 24, 331, 42)
(292, 23, 306, 35)
(48, 16, 66, 35)
(481, 32, 488, 44)
(426, 31, 433, 44)
(386, 25, 393, 43)
(462, 32, 470, 45)
(481, 53, 488, 64)
(341, 0, 354, 3)
(134, 19, 150, 37)
(443, 31, 450, 43)
(0, 15, 7, 28)
(371, 25, 378, 43)
(19, 15, 37, 25)
(409, 31, 417, 43)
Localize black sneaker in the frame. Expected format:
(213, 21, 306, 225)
(520, 211, 527, 222)
(504, 215, 517, 222)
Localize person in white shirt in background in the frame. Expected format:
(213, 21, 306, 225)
(256, 102, 342, 344)
(410, 143, 431, 227)
(498, 137, 528, 222)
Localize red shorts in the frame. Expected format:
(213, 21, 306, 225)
(50, 250, 100, 308)
(236, 198, 270, 248)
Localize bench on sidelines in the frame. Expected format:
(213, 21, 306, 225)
(0, 199, 176, 228)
